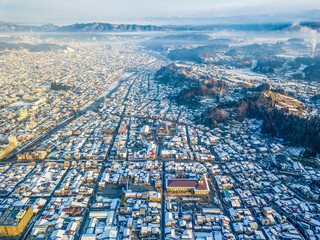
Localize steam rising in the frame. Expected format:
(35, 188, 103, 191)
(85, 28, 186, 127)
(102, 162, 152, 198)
(312, 37, 317, 57)
(290, 22, 318, 57)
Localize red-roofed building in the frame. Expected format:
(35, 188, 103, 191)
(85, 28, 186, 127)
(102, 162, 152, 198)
(62, 207, 83, 216)
(166, 175, 210, 195)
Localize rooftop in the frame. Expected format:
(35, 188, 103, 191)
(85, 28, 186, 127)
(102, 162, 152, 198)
(0, 206, 31, 226)
(167, 176, 209, 191)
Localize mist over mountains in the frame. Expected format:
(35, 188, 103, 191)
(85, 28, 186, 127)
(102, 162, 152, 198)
(1, 10, 320, 33)
(142, 10, 320, 25)
(0, 22, 318, 33)
(0, 22, 169, 32)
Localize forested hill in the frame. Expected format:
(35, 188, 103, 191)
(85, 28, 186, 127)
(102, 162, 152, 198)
(200, 88, 320, 153)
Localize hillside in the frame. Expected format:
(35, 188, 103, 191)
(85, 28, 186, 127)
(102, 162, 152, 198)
(155, 64, 198, 86)
(176, 80, 227, 107)
(167, 44, 228, 63)
(200, 89, 320, 153)
(262, 90, 306, 115)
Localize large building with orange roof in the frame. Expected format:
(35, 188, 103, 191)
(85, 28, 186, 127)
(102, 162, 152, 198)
(166, 175, 210, 195)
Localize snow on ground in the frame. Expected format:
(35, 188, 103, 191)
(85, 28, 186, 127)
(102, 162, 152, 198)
(226, 68, 267, 81)
(281, 147, 305, 157)
(98, 72, 135, 99)
(98, 82, 119, 99)
(8, 101, 32, 108)
(119, 72, 135, 80)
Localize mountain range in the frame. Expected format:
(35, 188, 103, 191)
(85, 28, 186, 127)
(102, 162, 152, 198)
(0, 22, 302, 33)
(0, 22, 170, 32)
(142, 10, 320, 25)
(1, 10, 320, 33)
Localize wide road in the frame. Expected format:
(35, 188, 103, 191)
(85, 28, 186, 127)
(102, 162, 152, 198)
(160, 159, 166, 240)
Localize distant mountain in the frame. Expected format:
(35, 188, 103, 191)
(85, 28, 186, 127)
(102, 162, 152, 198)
(0, 21, 295, 33)
(37, 24, 59, 31)
(0, 22, 171, 32)
(0, 22, 35, 31)
(154, 33, 212, 41)
(58, 22, 169, 32)
(0, 22, 60, 32)
(276, 22, 320, 32)
(2, 10, 320, 33)
(143, 10, 320, 25)
(297, 10, 320, 21)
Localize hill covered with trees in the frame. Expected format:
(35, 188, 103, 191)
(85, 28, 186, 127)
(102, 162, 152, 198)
(199, 85, 320, 153)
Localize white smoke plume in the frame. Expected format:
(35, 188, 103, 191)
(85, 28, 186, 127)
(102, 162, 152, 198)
(289, 21, 318, 57)
(312, 37, 317, 57)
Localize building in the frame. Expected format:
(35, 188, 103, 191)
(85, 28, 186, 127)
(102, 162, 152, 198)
(140, 125, 150, 135)
(0, 136, 18, 159)
(166, 175, 210, 195)
(18, 109, 28, 121)
(118, 125, 127, 134)
(0, 206, 33, 237)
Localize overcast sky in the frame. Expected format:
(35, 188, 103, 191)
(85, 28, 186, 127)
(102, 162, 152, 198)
(1, 0, 320, 25)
